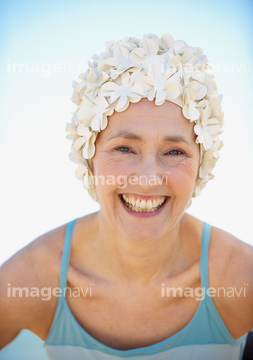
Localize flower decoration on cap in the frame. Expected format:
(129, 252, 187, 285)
(66, 33, 224, 203)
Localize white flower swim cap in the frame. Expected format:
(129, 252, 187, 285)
(66, 33, 224, 203)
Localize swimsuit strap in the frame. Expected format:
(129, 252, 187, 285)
(200, 221, 212, 290)
(59, 218, 78, 292)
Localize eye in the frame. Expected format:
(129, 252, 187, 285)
(115, 146, 132, 153)
(167, 149, 184, 156)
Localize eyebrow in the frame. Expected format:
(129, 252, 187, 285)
(106, 130, 192, 146)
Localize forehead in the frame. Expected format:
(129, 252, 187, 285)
(97, 99, 196, 143)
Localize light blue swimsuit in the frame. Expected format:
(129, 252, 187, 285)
(44, 219, 248, 359)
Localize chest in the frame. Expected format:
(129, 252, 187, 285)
(65, 281, 201, 350)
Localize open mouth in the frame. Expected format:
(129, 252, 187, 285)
(120, 194, 168, 213)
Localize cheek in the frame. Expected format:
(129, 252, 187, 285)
(165, 162, 199, 194)
(92, 154, 131, 199)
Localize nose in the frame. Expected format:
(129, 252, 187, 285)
(132, 156, 164, 191)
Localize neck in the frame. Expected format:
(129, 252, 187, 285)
(90, 212, 197, 285)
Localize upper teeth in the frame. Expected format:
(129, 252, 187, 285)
(122, 194, 166, 210)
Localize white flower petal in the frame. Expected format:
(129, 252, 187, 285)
(82, 133, 96, 158)
(100, 114, 108, 131)
(160, 33, 174, 49)
(75, 165, 88, 180)
(69, 151, 88, 165)
(83, 169, 93, 189)
(77, 124, 92, 139)
(183, 101, 200, 121)
(101, 82, 119, 91)
(206, 124, 220, 135)
(88, 186, 97, 200)
(90, 113, 102, 131)
(141, 38, 159, 55)
(130, 83, 144, 96)
(165, 84, 180, 99)
(148, 89, 155, 101)
(197, 132, 213, 150)
(194, 124, 203, 136)
(73, 137, 86, 151)
(116, 94, 129, 111)
(66, 122, 77, 134)
(155, 92, 166, 105)
(174, 40, 187, 54)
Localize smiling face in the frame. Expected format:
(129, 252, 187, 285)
(92, 99, 200, 241)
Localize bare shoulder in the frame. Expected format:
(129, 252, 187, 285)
(208, 225, 253, 338)
(209, 225, 253, 285)
(0, 221, 67, 348)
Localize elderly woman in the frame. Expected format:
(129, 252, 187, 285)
(0, 33, 252, 359)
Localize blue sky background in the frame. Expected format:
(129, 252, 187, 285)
(0, 0, 252, 356)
